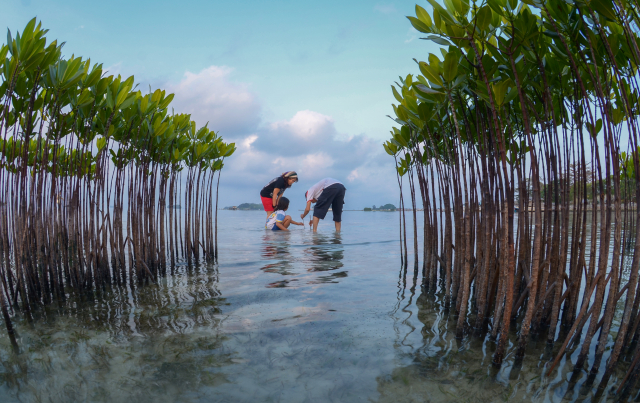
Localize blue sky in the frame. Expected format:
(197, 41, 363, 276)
(3, 0, 441, 210)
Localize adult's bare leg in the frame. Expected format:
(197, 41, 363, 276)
(312, 216, 320, 232)
(331, 185, 345, 233)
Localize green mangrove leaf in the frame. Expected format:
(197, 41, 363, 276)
(392, 85, 403, 103)
(504, 87, 519, 104)
(487, 0, 504, 16)
(607, 33, 619, 56)
(416, 5, 433, 27)
(429, 53, 441, 67)
(451, 74, 466, 89)
(419, 61, 443, 86)
(395, 105, 409, 122)
(418, 102, 435, 121)
(612, 108, 624, 125)
(408, 16, 431, 33)
(443, 0, 457, 16)
(491, 81, 506, 106)
(401, 126, 411, 145)
(451, 0, 470, 16)
(383, 142, 395, 156)
(590, 0, 618, 21)
(443, 53, 459, 82)
(394, 132, 408, 148)
(77, 88, 94, 106)
(434, 9, 442, 29)
(414, 84, 443, 95)
(424, 35, 454, 47)
(96, 137, 107, 150)
(426, 0, 457, 25)
(159, 93, 174, 110)
(475, 6, 492, 31)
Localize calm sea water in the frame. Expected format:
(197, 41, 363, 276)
(0, 211, 629, 402)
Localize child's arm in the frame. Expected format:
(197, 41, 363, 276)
(290, 220, 304, 226)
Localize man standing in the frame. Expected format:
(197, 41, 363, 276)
(300, 178, 346, 232)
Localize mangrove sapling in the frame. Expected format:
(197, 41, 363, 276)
(385, 0, 640, 395)
(0, 19, 236, 341)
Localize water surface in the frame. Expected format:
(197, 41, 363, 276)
(0, 211, 629, 402)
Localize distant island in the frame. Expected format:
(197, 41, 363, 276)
(364, 204, 396, 211)
(224, 203, 263, 211)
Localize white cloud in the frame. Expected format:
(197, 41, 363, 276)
(405, 28, 418, 43)
(252, 110, 340, 156)
(168, 66, 262, 136)
(271, 110, 334, 140)
(221, 108, 397, 208)
(242, 134, 258, 149)
(300, 152, 335, 176)
(160, 65, 399, 209)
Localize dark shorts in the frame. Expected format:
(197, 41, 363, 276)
(313, 183, 346, 222)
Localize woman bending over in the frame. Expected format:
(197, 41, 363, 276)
(260, 171, 298, 216)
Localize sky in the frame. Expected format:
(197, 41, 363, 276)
(3, 0, 443, 211)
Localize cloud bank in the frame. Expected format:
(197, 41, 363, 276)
(169, 66, 262, 136)
(167, 66, 398, 210)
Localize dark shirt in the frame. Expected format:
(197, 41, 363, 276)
(260, 176, 287, 198)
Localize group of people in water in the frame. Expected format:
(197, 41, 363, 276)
(260, 171, 346, 232)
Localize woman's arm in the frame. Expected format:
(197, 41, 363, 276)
(272, 188, 281, 209)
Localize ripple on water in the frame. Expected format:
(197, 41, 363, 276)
(0, 211, 628, 402)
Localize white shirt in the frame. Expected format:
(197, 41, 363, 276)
(265, 210, 286, 230)
(306, 178, 342, 202)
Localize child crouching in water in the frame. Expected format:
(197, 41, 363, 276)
(265, 197, 303, 231)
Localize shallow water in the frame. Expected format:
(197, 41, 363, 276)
(0, 211, 633, 402)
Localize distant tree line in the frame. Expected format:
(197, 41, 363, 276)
(366, 204, 397, 211)
(223, 203, 263, 210)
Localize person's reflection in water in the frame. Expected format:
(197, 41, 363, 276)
(260, 232, 298, 287)
(305, 233, 347, 284)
